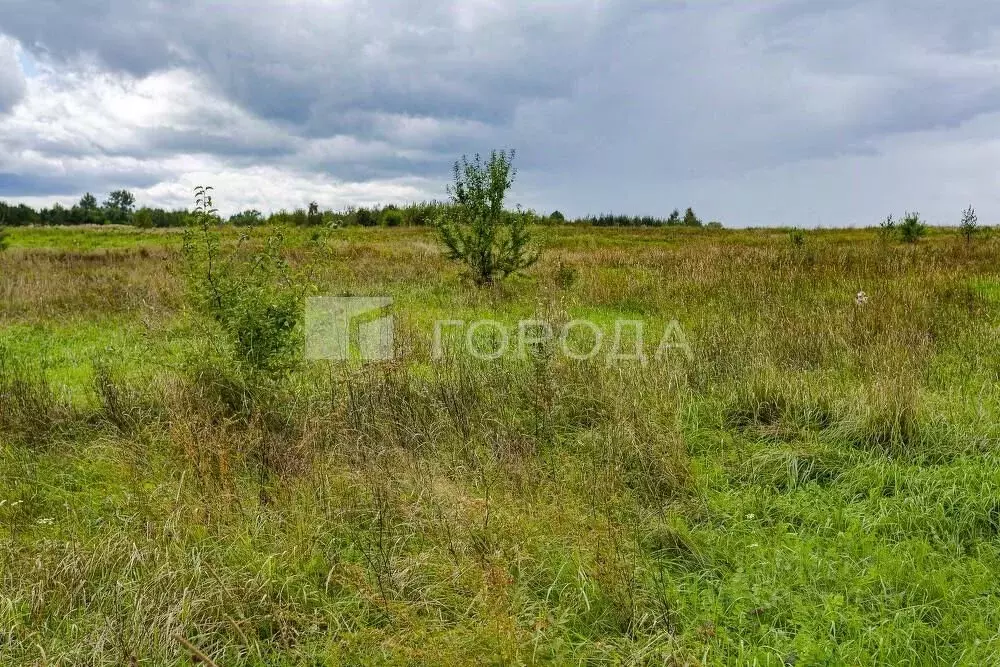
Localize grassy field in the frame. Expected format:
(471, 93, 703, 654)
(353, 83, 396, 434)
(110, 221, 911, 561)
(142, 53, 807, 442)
(2, 223, 1000, 665)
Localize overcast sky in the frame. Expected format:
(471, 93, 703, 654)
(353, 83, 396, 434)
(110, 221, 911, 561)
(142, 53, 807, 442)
(1, 1, 999, 225)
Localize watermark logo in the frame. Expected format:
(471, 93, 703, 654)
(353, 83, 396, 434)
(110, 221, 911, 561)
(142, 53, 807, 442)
(305, 296, 693, 365)
(433, 319, 692, 364)
(305, 297, 394, 361)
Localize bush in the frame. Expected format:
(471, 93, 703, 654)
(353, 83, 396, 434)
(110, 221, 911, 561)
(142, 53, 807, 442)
(0, 226, 8, 252)
(549, 210, 566, 223)
(133, 208, 154, 229)
(435, 149, 538, 286)
(899, 212, 927, 243)
(382, 208, 404, 227)
(402, 203, 436, 227)
(230, 209, 265, 226)
(181, 186, 311, 374)
(879, 214, 896, 241)
(355, 208, 378, 227)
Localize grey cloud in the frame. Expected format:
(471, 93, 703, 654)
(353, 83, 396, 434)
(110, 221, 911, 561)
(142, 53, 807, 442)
(0, 0, 609, 130)
(0, 37, 26, 113)
(0, 170, 160, 197)
(3, 1, 1000, 223)
(11, 1, 999, 169)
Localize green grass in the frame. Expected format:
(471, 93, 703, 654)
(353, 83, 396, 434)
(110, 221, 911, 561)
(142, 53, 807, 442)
(6, 224, 185, 250)
(2, 224, 1000, 664)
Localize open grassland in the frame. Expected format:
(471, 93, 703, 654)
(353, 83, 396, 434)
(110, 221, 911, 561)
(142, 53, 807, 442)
(2, 224, 1000, 665)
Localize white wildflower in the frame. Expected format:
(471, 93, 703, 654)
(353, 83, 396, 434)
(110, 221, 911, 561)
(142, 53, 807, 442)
(855, 291, 869, 306)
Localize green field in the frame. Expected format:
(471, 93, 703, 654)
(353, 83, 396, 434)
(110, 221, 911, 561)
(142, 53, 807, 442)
(2, 224, 1000, 665)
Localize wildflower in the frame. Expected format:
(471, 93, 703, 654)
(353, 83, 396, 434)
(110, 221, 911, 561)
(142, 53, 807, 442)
(36, 518, 55, 525)
(855, 291, 869, 306)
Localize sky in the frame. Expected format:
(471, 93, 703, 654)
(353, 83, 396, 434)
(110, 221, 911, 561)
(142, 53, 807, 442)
(1, 0, 1000, 226)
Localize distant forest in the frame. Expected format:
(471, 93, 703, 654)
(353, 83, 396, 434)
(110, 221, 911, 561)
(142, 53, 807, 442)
(0, 190, 717, 229)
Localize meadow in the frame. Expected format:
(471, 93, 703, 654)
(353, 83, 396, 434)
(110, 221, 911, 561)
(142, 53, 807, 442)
(2, 222, 1000, 665)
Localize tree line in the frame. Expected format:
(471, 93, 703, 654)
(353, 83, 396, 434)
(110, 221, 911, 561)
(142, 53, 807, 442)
(0, 190, 715, 229)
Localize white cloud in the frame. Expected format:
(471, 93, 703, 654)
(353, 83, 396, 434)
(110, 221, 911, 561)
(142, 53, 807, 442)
(0, 48, 441, 212)
(138, 165, 435, 214)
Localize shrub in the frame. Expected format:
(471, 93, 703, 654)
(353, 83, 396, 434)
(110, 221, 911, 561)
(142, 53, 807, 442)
(549, 210, 566, 223)
(878, 214, 896, 241)
(229, 209, 265, 226)
(0, 226, 8, 252)
(789, 229, 805, 248)
(132, 208, 154, 229)
(181, 186, 311, 374)
(435, 149, 538, 286)
(402, 203, 436, 226)
(899, 212, 927, 243)
(355, 208, 378, 227)
(960, 205, 979, 245)
(382, 208, 404, 227)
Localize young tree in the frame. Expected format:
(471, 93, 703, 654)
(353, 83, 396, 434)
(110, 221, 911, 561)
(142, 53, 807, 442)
(182, 186, 310, 373)
(307, 201, 322, 226)
(435, 149, 537, 286)
(898, 212, 927, 243)
(960, 205, 979, 245)
(666, 209, 681, 226)
(878, 213, 896, 241)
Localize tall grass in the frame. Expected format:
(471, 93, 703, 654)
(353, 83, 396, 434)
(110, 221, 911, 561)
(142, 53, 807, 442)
(2, 225, 1000, 663)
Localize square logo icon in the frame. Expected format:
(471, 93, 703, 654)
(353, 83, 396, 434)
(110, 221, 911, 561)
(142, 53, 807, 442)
(305, 297, 394, 361)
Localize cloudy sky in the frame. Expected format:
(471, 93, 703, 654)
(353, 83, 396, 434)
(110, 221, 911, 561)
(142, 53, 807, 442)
(1, 0, 999, 225)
